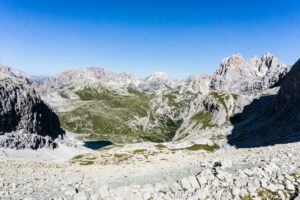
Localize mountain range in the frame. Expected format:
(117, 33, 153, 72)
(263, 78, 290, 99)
(1, 52, 296, 147)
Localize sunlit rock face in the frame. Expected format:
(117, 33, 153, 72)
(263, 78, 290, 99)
(210, 53, 290, 93)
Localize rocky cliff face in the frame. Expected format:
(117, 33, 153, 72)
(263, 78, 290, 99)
(210, 53, 290, 93)
(0, 71, 63, 149)
(274, 59, 300, 111)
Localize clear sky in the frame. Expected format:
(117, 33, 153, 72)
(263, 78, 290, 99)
(0, 0, 300, 78)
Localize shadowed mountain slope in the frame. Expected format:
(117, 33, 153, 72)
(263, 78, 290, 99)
(228, 59, 300, 148)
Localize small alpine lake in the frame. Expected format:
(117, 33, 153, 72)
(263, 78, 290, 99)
(83, 140, 113, 150)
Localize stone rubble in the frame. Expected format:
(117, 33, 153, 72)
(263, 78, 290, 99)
(1, 141, 300, 200)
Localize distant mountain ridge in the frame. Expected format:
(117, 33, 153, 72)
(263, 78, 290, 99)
(29, 52, 289, 95)
(34, 67, 179, 95)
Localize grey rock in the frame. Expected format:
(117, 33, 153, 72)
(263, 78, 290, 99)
(232, 188, 240, 198)
(98, 185, 110, 198)
(210, 53, 290, 93)
(187, 176, 200, 189)
(243, 169, 254, 177)
(295, 196, 300, 200)
(213, 188, 224, 200)
(285, 182, 295, 191)
(196, 176, 207, 188)
(284, 174, 295, 182)
(142, 184, 154, 200)
(277, 191, 286, 200)
(260, 179, 268, 188)
(211, 179, 220, 188)
(221, 160, 232, 169)
(266, 184, 278, 193)
(0, 73, 64, 149)
(179, 177, 192, 190)
(90, 193, 100, 200)
(73, 191, 89, 200)
(65, 187, 77, 196)
(195, 188, 210, 199)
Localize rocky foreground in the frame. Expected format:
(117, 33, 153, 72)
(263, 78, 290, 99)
(1, 141, 300, 200)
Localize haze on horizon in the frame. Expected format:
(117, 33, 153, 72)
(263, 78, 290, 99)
(0, 0, 299, 78)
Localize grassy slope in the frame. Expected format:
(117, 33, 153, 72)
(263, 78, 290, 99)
(58, 86, 183, 143)
(175, 91, 240, 141)
(191, 111, 213, 129)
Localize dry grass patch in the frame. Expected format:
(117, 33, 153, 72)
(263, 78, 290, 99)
(79, 161, 94, 166)
(155, 143, 166, 150)
(72, 154, 85, 160)
(291, 171, 300, 178)
(132, 149, 146, 154)
(185, 144, 220, 152)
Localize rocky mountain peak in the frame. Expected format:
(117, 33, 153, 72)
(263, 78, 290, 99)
(144, 71, 172, 82)
(260, 52, 280, 64)
(216, 54, 247, 75)
(0, 65, 29, 84)
(85, 67, 137, 82)
(86, 67, 106, 80)
(255, 53, 285, 75)
(141, 71, 176, 91)
(210, 53, 290, 93)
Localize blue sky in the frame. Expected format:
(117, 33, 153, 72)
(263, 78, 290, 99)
(0, 0, 300, 78)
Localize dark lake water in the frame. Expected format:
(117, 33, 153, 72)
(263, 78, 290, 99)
(83, 141, 113, 150)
